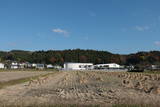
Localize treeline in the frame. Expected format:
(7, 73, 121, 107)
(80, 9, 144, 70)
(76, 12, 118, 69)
(0, 49, 160, 66)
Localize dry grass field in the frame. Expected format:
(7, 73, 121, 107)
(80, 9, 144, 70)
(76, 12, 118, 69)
(0, 71, 51, 82)
(0, 71, 160, 107)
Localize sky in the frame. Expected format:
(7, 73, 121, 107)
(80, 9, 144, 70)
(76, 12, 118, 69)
(0, 0, 160, 54)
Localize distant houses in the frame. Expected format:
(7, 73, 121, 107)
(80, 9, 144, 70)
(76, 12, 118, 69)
(0, 61, 159, 72)
(0, 61, 65, 70)
(0, 62, 126, 70)
(0, 62, 55, 70)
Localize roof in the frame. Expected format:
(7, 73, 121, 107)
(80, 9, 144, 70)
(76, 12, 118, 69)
(95, 63, 119, 66)
(64, 62, 93, 65)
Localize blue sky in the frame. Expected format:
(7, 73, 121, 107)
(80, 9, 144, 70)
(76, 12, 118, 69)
(0, 0, 160, 54)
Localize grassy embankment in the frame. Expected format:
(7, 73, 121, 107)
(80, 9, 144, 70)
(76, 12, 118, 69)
(0, 71, 58, 89)
(0, 68, 59, 72)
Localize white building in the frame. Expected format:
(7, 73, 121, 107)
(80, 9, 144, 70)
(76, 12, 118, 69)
(0, 63, 5, 69)
(94, 63, 121, 69)
(19, 63, 26, 69)
(11, 62, 19, 69)
(36, 64, 45, 69)
(64, 62, 93, 70)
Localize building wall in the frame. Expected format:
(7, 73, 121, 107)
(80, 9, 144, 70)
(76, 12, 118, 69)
(36, 64, 45, 69)
(64, 63, 93, 70)
(108, 63, 120, 68)
(11, 66, 18, 69)
(0, 63, 4, 69)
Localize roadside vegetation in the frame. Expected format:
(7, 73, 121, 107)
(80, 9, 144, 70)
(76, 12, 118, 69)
(0, 68, 59, 72)
(0, 71, 56, 89)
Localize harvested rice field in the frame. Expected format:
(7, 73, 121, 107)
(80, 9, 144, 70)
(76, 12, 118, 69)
(0, 71, 160, 107)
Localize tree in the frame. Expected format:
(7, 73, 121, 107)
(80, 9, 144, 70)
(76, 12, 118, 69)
(50, 57, 57, 64)
(79, 55, 87, 63)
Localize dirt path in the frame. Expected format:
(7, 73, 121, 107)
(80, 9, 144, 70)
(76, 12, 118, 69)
(0, 71, 160, 106)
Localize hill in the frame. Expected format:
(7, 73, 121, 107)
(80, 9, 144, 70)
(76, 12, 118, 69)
(0, 49, 160, 66)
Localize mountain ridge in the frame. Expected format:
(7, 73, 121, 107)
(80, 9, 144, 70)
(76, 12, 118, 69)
(0, 49, 159, 66)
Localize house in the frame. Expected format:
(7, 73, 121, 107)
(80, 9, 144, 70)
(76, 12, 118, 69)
(19, 63, 26, 69)
(26, 62, 32, 68)
(11, 62, 19, 69)
(36, 64, 45, 69)
(0, 63, 5, 69)
(94, 63, 122, 69)
(64, 62, 94, 70)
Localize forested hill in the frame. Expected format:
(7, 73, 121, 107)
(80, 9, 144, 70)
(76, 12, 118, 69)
(0, 49, 160, 66)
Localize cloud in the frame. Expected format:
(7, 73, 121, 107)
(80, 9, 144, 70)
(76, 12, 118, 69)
(154, 41, 160, 46)
(52, 28, 69, 37)
(135, 26, 150, 31)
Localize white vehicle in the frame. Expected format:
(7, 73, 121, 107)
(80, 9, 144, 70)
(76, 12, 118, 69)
(94, 63, 121, 69)
(47, 64, 54, 69)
